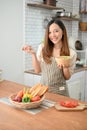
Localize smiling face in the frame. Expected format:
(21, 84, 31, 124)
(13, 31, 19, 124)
(48, 23, 63, 46)
(42, 19, 70, 63)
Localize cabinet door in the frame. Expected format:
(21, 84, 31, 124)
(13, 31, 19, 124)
(67, 71, 85, 101)
(67, 80, 81, 100)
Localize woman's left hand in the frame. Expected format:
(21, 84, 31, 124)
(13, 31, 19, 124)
(57, 63, 69, 69)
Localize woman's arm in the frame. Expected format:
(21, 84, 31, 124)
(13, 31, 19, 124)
(62, 67, 71, 80)
(58, 49, 77, 80)
(22, 45, 41, 73)
(63, 49, 77, 80)
(32, 53, 41, 73)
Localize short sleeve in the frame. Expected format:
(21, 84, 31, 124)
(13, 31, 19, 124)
(36, 44, 44, 62)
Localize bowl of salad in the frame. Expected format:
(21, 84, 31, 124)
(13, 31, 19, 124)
(55, 56, 71, 67)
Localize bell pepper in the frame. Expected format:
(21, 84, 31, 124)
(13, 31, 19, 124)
(27, 93, 32, 99)
(22, 93, 31, 103)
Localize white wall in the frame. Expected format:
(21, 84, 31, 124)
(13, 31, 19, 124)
(0, 0, 25, 84)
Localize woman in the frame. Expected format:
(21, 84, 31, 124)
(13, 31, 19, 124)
(22, 19, 77, 97)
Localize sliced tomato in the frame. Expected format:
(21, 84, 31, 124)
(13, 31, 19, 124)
(60, 100, 79, 108)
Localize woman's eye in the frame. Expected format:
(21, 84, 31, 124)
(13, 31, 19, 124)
(54, 29, 58, 32)
(49, 29, 58, 34)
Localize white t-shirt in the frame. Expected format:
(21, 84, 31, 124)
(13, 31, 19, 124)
(37, 44, 77, 75)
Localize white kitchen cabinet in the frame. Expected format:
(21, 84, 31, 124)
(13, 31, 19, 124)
(67, 71, 85, 101)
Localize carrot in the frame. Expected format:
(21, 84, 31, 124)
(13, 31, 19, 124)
(17, 89, 24, 98)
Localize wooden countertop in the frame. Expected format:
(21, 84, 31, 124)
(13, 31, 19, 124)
(24, 66, 87, 75)
(0, 80, 87, 130)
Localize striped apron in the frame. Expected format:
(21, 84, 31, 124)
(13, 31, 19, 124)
(40, 57, 69, 97)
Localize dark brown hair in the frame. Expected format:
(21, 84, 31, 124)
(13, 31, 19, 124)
(42, 19, 70, 63)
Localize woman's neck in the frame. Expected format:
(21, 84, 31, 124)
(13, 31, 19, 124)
(54, 42, 62, 50)
(53, 43, 62, 57)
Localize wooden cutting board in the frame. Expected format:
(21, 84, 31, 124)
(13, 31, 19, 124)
(55, 103, 87, 111)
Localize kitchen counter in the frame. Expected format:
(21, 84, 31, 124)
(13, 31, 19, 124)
(0, 80, 87, 130)
(24, 66, 87, 75)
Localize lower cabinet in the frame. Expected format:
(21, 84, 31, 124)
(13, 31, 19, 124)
(24, 70, 86, 101)
(67, 71, 85, 101)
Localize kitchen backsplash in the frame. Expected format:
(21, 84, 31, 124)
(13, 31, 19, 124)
(24, 0, 87, 70)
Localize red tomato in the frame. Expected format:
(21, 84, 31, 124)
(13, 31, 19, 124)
(60, 101, 79, 108)
(31, 95, 41, 102)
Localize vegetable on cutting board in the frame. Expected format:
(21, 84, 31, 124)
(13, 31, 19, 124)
(55, 100, 87, 111)
(59, 100, 79, 108)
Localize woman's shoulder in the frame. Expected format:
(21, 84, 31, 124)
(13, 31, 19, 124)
(69, 48, 77, 57)
(69, 48, 77, 54)
(38, 43, 44, 50)
(37, 43, 44, 60)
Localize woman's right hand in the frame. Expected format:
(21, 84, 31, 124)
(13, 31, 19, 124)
(22, 45, 35, 54)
